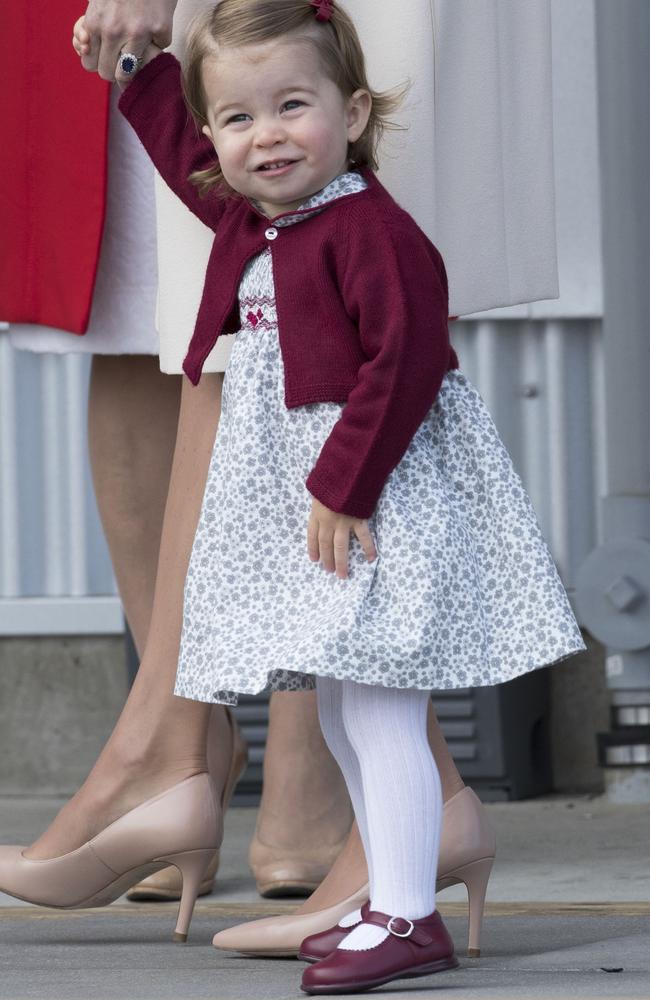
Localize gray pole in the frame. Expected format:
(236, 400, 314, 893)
(574, 1, 650, 801)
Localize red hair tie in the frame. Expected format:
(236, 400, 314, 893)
(310, 0, 334, 23)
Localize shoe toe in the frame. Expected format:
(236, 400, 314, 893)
(301, 950, 362, 994)
(212, 922, 258, 951)
(213, 913, 300, 954)
(301, 957, 335, 991)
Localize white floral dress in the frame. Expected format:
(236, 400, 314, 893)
(175, 173, 585, 706)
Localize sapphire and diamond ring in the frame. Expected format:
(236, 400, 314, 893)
(118, 51, 143, 75)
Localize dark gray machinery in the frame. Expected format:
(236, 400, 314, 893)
(574, 1, 650, 800)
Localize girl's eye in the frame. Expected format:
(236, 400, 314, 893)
(281, 100, 303, 112)
(226, 113, 250, 125)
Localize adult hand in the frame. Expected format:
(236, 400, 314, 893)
(307, 498, 377, 580)
(74, 17, 163, 89)
(81, 0, 178, 80)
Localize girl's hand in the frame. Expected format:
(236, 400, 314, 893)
(307, 498, 377, 580)
(73, 15, 162, 90)
(72, 17, 91, 58)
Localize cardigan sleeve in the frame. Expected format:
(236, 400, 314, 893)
(305, 218, 451, 519)
(118, 53, 223, 231)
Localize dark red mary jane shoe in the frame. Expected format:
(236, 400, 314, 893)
(298, 902, 370, 963)
(300, 906, 459, 995)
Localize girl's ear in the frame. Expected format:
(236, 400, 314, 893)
(346, 89, 372, 143)
(202, 123, 215, 143)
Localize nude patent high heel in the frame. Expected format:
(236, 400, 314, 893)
(212, 785, 496, 958)
(0, 773, 219, 942)
(127, 709, 248, 901)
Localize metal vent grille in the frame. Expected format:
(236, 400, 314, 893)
(230, 668, 552, 805)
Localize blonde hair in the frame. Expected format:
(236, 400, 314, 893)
(182, 0, 406, 198)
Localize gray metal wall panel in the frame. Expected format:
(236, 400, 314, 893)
(1, 318, 602, 630)
(0, 335, 117, 632)
(451, 318, 604, 589)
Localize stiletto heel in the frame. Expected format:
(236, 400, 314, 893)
(465, 856, 494, 957)
(163, 848, 217, 942)
(439, 855, 494, 957)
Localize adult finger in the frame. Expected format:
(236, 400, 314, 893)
(100, 32, 150, 81)
(354, 521, 378, 562)
(307, 515, 320, 563)
(113, 36, 152, 85)
(333, 527, 350, 580)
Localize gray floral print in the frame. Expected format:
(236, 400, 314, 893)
(175, 174, 585, 705)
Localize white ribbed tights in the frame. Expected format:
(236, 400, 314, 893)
(315, 677, 442, 951)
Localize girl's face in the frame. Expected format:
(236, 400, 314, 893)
(200, 37, 371, 218)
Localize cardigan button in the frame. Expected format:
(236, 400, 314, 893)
(265, 226, 279, 240)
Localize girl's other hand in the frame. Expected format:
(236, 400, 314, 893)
(307, 498, 377, 580)
(72, 17, 91, 58)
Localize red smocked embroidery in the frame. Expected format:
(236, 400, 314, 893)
(246, 308, 264, 327)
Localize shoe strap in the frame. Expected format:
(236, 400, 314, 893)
(362, 908, 433, 946)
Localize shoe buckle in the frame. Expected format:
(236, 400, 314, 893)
(387, 916, 414, 939)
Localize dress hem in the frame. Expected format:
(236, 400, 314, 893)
(174, 637, 586, 706)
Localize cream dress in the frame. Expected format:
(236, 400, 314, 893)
(9, 86, 159, 356)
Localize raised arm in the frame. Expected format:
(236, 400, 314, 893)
(117, 53, 223, 231)
(306, 220, 452, 519)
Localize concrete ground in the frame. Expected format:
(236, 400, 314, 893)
(1, 795, 649, 1000)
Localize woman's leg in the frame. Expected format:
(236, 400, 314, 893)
(296, 699, 464, 914)
(426, 700, 465, 801)
(90, 357, 237, 802)
(252, 690, 353, 888)
(25, 373, 226, 859)
(87, 355, 181, 656)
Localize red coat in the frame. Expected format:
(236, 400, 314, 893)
(0, 2, 110, 333)
(120, 54, 457, 518)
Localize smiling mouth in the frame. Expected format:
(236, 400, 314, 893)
(256, 160, 297, 171)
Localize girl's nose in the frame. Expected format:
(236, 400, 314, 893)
(253, 120, 287, 147)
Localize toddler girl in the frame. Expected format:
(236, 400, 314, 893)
(75, 1, 585, 993)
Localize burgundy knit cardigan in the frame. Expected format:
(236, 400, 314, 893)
(119, 53, 458, 518)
